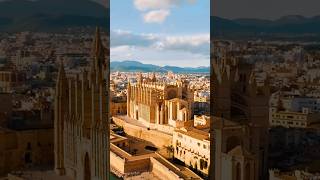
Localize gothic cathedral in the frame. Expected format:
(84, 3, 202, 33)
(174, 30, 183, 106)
(210, 46, 270, 180)
(54, 28, 110, 180)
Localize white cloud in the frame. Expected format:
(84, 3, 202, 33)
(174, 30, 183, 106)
(161, 34, 209, 47)
(133, 0, 179, 11)
(153, 34, 209, 55)
(133, 0, 197, 23)
(110, 30, 156, 47)
(111, 30, 209, 55)
(143, 10, 170, 23)
(111, 46, 135, 59)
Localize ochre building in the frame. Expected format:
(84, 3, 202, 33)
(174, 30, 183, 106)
(127, 74, 194, 128)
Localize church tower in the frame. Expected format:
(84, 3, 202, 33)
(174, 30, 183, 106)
(210, 48, 270, 180)
(54, 27, 110, 180)
(54, 60, 68, 175)
(89, 27, 109, 180)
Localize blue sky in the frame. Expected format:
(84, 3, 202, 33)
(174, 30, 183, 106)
(110, 0, 210, 67)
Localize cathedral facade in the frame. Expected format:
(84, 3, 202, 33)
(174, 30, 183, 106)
(54, 28, 110, 180)
(127, 74, 194, 128)
(210, 48, 270, 180)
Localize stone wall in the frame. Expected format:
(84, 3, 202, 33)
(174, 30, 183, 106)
(124, 159, 150, 174)
(113, 117, 172, 148)
(110, 150, 126, 174)
(150, 157, 182, 180)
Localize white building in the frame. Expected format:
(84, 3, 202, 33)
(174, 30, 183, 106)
(269, 107, 320, 128)
(172, 127, 210, 175)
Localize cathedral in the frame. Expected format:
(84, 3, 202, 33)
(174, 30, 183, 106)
(210, 47, 270, 180)
(127, 73, 194, 128)
(54, 28, 110, 180)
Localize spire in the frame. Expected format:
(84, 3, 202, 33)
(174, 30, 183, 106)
(91, 27, 106, 84)
(137, 72, 143, 84)
(57, 58, 66, 82)
(151, 72, 156, 82)
(92, 27, 105, 72)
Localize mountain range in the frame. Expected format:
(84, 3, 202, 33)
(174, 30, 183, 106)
(211, 15, 320, 39)
(0, 0, 109, 32)
(0, 0, 318, 38)
(110, 61, 209, 73)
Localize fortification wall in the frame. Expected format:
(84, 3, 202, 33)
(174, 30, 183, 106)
(113, 117, 172, 148)
(110, 150, 126, 174)
(150, 157, 182, 180)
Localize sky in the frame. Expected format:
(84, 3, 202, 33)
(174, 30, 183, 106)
(212, 0, 320, 20)
(110, 0, 210, 67)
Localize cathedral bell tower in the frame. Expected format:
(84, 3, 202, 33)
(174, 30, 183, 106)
(54, 60, 68, 175)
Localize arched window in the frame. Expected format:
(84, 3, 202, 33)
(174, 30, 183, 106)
(204, 161, 208, 169)
(200, 159, 204, 170)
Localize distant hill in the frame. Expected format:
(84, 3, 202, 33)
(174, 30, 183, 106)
(211, 15, 320, 39)
(0, 0, 109, 32)
(110, 61, 209, 73)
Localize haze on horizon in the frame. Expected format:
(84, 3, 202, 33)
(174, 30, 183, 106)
(111, 60, 209, 68)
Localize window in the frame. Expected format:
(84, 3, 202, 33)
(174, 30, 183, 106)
(200, 159, 204, 170)
(204, 161, 208, 169)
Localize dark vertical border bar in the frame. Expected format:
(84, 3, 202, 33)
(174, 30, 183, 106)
(106, 0, 111, 179)
(209, 0, 215, 179)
